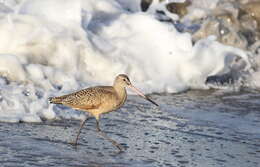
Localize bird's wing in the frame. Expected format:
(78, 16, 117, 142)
(59, 86, 114, 110)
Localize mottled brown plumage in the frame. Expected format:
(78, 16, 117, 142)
(49, 74, 158, 151)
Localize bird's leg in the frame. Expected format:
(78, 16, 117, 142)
(96, 120, 124, 152)
(70, 116, 90, 146)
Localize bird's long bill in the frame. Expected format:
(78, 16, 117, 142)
(129, 85, 159, 106)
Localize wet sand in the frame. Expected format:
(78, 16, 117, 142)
(0, 90, 259, 167)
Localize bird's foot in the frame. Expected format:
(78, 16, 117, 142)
(110, 146, 125, 156)
(116, 144, 125, 152)
(68, 141, 78, 147)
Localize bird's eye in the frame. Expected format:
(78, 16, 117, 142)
(123, 79, 126, 81)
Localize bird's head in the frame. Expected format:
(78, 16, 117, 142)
(114, 74, 158, 106)
(114, 74, 131, 88)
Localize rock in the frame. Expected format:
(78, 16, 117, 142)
(166, 1, 191, 18)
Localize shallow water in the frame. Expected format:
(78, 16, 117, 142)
(0, 90, 259, 167)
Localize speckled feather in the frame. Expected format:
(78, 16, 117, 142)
(50, 86, 125, 111)
(49, 74, 142, 120)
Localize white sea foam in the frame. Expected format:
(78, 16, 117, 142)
(0, 0, 257, 122)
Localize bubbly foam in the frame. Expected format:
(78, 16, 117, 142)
(0, 0, 256, 122)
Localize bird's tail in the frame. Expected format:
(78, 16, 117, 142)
(48, 97, 63, 104)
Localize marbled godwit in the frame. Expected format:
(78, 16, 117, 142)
(49, 74, 158, 151)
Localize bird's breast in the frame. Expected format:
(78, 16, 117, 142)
(114, 90, 127, 110)
(99, 89, 127, 113)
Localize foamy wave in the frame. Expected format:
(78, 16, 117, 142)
(0, 0, 255, 122)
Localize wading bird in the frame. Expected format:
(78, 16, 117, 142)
(49, 74, 158, 151)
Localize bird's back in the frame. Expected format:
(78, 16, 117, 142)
(49, 86, 123, 111)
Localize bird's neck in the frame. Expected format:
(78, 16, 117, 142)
(113, 84, 127, 101)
